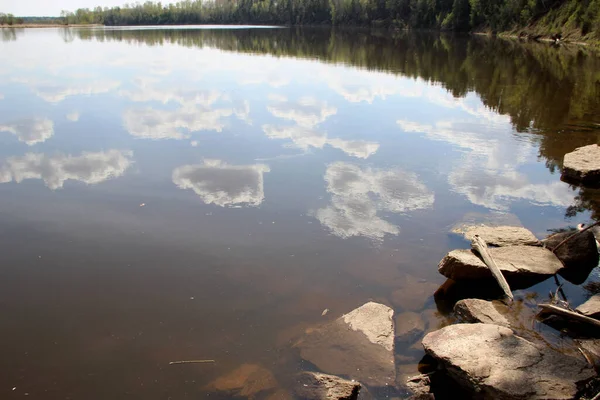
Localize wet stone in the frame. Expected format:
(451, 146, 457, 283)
(295, 302, 395, 387)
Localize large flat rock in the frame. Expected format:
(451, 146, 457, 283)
(562, 144, 600, 186)
(453, 225, 540, 247)
(438, 246, 563, 281)
(576, 295, 600, 319)
(422, 323, 595, 399)
(295, 302, 395, 387)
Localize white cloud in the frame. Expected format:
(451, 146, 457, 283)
(398, 115, 573, 210)
(267, 96, 337, 128)
(263, 125, 379, 159)
(66, 112, 80, 122)
(0, 93, 4, 100)
(314, 162, 434, 239)
(119, 78, 222, 106)
(123, 104, 234, 140)
(172, 159, 270, 207)
(0, 118, 54, 145)
(14, 78, 121, 103)
(448, 166, 573, 211)
(0, 150, 133, 190)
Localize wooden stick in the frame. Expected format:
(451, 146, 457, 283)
(471, 235, 514, 301)
(537, 304, 600, 329)
(169, 360, 215, 365)
(551, 221, 600, 254)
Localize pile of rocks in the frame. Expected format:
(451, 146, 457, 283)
(419, 224, 600, 400)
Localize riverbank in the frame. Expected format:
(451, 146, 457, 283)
(0, 24, 102, 28)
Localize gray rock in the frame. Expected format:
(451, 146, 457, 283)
(453, 225, 540, 247)
(294, 372, 361, 400)
(395, 311, 425, 342)
(438, 246, 563, 281)
(543, 230, 599, 273)
(422, 323, 595, 400)
(562, 144, 600, 186)
(295, 302, 395, 387)
(576, 295, 600, 319)
(454, 299, 510, 327)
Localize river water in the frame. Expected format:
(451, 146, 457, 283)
(0, 26, 599, 399)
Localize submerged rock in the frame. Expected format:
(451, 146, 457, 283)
(453, 299, 510, 327)
(395, 311, 425, 343)
(453, 225, 540, 247)
(422, 324, 594, 400)
(295, 302, 395, 387)
(543, 230, 599, 282)
(294, 372, 361, 400)
(562, 144, 600, 186)
(576, 295, 600, 319)
(438, 246, 563, 282)
(390, 275, 439, 312)
(205, 363, 278, 398)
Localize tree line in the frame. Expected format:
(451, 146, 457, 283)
(0, 13, 24, 25)
(53, 0, 599, 35)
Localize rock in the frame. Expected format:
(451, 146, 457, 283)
(391, 275, 439, 311)
(294, 372, 361, 400)
(205, 364, 278, 397)
(453, 299, 510, 327)
(562, 144, 600, 186)
(438, 246, 563, 282)
(422, 324, 595, 399)
(453, 225, 540, 247)
(543, 230, 599, 281)
(395, 312, 425, 342)
(406, 374, 432, 397)
(578, 339, 600, 367)
(576, 295, 600, 319)
(295, 302, 395, 387)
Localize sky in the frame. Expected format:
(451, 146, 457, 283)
(0, 0, 175, 17)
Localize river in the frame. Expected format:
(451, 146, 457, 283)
(0, 26, 599, 399)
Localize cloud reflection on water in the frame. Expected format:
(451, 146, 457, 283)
(314, 162, 434, 239)
(172, 159, 270, 207)
(0, 118, 54, 145)
(0, 150, 133, 190)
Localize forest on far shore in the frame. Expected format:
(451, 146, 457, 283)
(2, 0, 599, 40)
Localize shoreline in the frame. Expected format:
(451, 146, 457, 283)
(0, 24, 103, 28)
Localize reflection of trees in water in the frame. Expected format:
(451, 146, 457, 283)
(1, 28, 19, 41)
(74, 27, 600, 218)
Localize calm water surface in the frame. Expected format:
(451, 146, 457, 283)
(0, 26, 599, 399)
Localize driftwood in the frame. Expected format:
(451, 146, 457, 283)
(537, 304, 600, 329)
(169, 360, 215, 365)
(471, 235, 514, 301)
